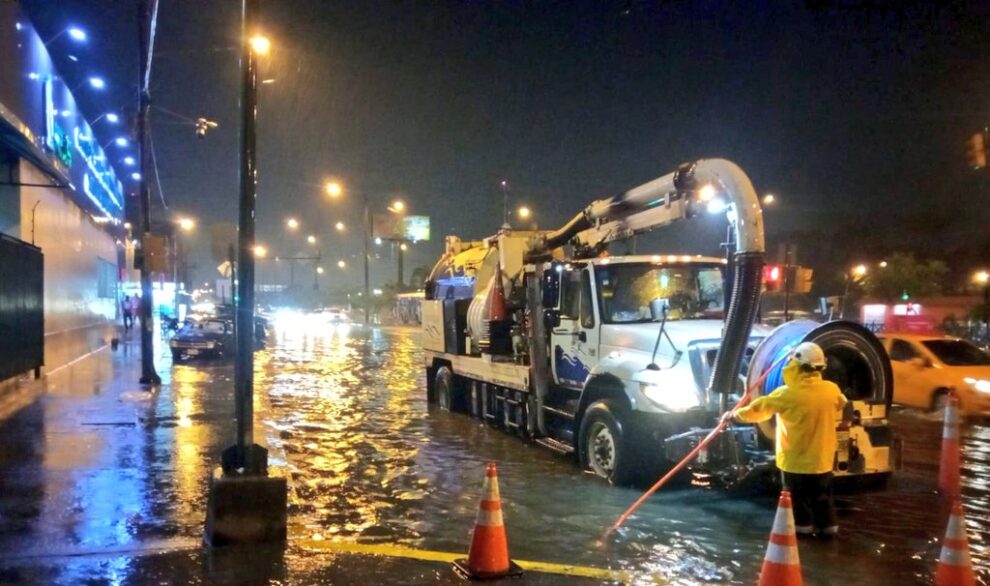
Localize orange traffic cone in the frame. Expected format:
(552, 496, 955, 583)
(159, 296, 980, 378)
(453, 462, 523, 580)
(488, 259, 508, 322)
(757, 490, 803, 586)
(934, 500, 975, 586)
(939, 393, 962, 497)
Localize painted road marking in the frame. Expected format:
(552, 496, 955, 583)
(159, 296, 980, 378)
(297, 539, 650, 582)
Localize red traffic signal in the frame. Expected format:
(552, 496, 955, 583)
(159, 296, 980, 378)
(763, 265, 782, 292)
(966, 132, 987, 170)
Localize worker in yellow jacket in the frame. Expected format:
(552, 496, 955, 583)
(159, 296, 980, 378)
(727, 342, 848, 536)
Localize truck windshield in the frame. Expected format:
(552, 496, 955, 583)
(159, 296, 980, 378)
(596, 263, 725, 323)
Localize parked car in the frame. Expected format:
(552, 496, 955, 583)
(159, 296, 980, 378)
(879, 333, 990, 414)
(170, 318, 234, 361)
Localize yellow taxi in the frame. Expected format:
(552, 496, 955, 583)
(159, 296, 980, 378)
(878, 333, 990, 414)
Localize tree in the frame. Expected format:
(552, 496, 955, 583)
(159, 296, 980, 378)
(861, 252, 948, 302)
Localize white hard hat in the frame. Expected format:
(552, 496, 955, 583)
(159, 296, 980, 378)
(792, 342, 826, 368)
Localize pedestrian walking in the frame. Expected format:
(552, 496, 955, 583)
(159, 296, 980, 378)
(129, 295, 141, 329)
(122, 295, 133, 330)
(724, 342, 848, 537)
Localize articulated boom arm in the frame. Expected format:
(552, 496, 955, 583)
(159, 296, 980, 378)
(535, 158, 765, 257)
(571, 187, 694, 254)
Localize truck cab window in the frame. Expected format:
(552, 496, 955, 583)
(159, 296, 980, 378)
(579, 270, 595, 329)
(559, 270, 582, 320)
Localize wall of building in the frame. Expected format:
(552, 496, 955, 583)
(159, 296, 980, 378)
(18, 160, 118, 370)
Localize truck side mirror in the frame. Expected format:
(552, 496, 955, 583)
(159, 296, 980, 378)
(542, 265, 561, 307)
(544, 309, 561, 330)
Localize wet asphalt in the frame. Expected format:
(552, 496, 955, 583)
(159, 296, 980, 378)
(0, 320, 987, 585)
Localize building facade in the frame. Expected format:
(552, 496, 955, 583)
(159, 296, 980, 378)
(0, 2, 126, 379)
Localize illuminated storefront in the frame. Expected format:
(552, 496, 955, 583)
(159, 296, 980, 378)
(0, 2, 127, 376)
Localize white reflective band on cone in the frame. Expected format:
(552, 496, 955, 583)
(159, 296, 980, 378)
(940, 545, 973, 567)
(475, 507, 504, 528)
(764, 543, 800, 565)
(943, 406, 959, 439)
(772, 507, 795, 535)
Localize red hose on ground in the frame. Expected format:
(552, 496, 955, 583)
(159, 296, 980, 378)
(600, 352, 792, 543)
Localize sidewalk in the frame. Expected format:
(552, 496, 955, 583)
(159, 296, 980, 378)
(0, 334, 604, 585)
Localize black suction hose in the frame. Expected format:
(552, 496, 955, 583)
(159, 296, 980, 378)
(709, 252, 765, 399)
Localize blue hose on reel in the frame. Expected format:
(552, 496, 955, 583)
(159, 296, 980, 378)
(747, 320, 817, 395)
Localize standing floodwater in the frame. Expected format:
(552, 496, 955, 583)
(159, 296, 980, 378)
(259, 322, 988, 585)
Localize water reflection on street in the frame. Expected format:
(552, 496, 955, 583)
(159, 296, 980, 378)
(259, 322, 989, 585)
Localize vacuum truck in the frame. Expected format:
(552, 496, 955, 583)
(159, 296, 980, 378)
(422, 159, 895, 486)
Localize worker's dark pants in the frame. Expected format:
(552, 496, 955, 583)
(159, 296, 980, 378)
(782, 471, 836, 531)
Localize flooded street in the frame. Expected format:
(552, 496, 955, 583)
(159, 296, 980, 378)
(257, 322, 989, 585)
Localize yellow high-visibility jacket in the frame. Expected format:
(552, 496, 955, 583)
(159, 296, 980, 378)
(734, 359, 848, 474)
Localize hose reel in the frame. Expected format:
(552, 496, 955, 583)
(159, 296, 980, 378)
(746, 319, 893, 441)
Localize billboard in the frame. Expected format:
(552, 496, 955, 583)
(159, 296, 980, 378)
(372, 214, 430, 242)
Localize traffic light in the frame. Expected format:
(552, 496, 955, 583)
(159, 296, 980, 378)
(763, 265, 782, 292)
(965, 132, 987, 170)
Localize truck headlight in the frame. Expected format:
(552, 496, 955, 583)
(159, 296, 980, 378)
(641, 383, 700, 412)
(964, 377, 990, 393)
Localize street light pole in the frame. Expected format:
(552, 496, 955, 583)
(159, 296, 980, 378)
(136, 0, 160, 386)
(206, 3, 286, 546)
(231, 0, 260, 472)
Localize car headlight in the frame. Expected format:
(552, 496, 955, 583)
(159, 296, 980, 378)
(964, 377, 990, 393)
(640, 383, 700, 412)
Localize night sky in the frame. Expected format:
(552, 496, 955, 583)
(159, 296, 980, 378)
(22, 1, 990, 290)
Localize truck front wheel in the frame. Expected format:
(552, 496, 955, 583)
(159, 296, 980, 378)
(578, 400, 634, 485)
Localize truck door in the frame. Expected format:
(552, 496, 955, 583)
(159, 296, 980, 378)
(551, 267, 600, 389)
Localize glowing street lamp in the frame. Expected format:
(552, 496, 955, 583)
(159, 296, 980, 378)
(317, 266, 325, 275)
(388, 199, 405, 213)
(975, 270, 990, 285)
(114, 137, 128, 147)
(399, 242, 408, 251)
(253, 244, 267, 258)
(325, 181, 343, 198)
(335, 221, 345, 232)
(852, 264, 868, 279)
(286, 217, 299, 230)
(762, 194, 776, 205)
(306, 235, 317, 245)
(177, 217, 195, 232)
(337, 260, 346, 269)
(517, 205, 531, 220)
(879, 261, 888, 268)
(88, 76, 106, 90)
(122, 156, 135, 166)
(249, 34, 271, 55)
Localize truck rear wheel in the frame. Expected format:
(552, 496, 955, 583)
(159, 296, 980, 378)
(578, 400, 634, 486)
(435, 366, 456, 411)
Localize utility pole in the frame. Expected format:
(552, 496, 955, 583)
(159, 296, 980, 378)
(206, 2, 286, 547)
(500, 180, 510, 230)
(363, 193, 371, 324)
(396, 241, 404, 289)
(231, 0, 260, 471)
(137, 0, 160, 386)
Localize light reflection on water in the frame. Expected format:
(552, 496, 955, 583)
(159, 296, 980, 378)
(260, 325, 990, 585)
